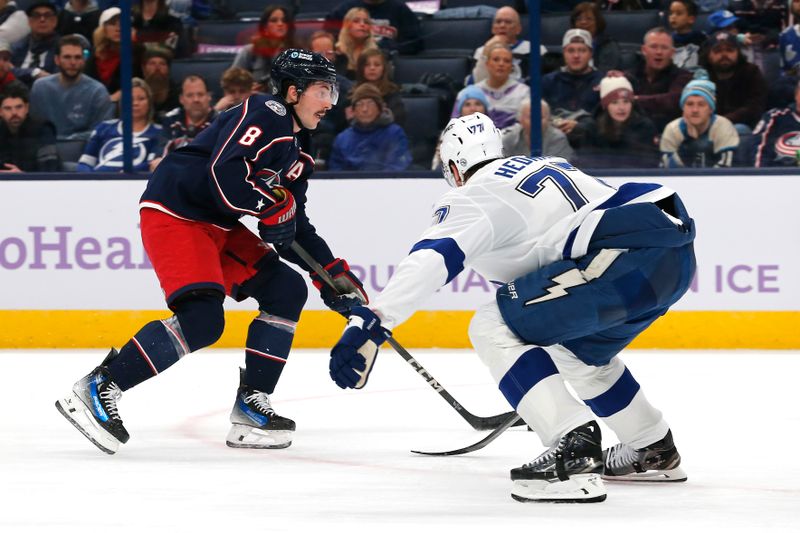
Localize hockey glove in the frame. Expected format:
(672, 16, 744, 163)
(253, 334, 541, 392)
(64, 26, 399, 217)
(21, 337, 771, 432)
(310, 258, 368, 315)
(329, 306, 390, 389)
(257, 186, 296, 249)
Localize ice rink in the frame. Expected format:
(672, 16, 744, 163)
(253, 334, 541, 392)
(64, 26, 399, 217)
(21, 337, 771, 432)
(1, 348, 798, 532)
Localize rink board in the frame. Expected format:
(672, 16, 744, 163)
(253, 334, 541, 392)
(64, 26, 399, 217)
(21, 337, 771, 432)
(1, 176, 798, 348)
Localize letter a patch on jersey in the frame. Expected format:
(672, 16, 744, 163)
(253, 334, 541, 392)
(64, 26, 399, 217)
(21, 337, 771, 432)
(524, 249, 623, 306)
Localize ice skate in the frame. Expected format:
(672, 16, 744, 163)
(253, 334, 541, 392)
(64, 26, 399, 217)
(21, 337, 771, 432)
(55, 353, 130, 455)
(226, 369, 295, 449)
(510, 421, 606, 503)
(602, 429, 687, 482)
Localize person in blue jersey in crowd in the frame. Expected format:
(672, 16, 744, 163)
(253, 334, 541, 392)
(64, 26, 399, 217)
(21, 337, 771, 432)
(56, 49, 369, 454)
(328, 113, 694, 503)
(328, 82, 411, 171)
(76, 77, 162, 172)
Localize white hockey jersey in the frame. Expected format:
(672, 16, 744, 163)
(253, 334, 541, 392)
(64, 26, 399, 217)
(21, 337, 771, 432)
(371, 156, 674, 329)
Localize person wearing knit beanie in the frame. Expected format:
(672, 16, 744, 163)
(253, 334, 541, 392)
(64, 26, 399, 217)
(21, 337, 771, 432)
(455, 85, 490, 116)
(350, 82, 385, 111)
(680, 78, 716, 112)
(599, 76, 633, 109)
(660, 75, 739, 167)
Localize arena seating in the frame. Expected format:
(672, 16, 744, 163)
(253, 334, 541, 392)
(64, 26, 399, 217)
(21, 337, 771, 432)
(170, 58, 232, 99)
(400, 95, 441, 169)
(56, 140, 86, 172)
(393, 55, 471, 88)
(196, 19, 257, 54)
(419, 17, 493, 56)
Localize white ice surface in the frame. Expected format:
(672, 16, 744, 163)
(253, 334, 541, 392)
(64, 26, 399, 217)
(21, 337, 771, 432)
(1, 349, 798, 532)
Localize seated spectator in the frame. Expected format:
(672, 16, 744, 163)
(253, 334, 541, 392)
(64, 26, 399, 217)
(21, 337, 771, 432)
(541, 29, 603, 144)
(660, 77, 739, 167)
(469, 6, 530, 84)
(232, 5, 295, 86)
(11, 0, 60, 86)
(434, 86, 490, 169)
(503, 99, 575, 160)
(580, 75, 659, 168)
(0, 0, 29, 46)
(0, 38, 17, 91)
(752, 79, 800, 167)
(335, 7, 378, 80)
(353, 48, 403, 128)
(308, 29, 353, 167)
(328, 82, 411, 171)
(29, 34, 113, 140)
(701, 31, 767, 132)
(0, 82, 58, 171)
(728, 0, 786, 49)
(570, 2, 621, 71)
(77, 77, 162, 172)
(454, 44, 529, 130)
(57, 0, 100, 45)
(325, 0, 422, 55)
(86, 7, 123, 103)
(159, 75, 217, 154)
(624, 27, 692, 132)
(669, 0, 706, 70)
(780, 0, 800, 72)
(141, 46, 178, 120)
(213, 67, 254, 112)
(133, 0, 188, 58)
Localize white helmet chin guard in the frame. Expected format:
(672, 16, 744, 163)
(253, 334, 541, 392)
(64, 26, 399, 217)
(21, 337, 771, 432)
(440, 112, 503, 187)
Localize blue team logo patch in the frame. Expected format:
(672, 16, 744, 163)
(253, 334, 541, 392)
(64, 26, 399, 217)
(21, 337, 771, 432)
(432, 205, 450, 225)
(265, 100, 286, 116)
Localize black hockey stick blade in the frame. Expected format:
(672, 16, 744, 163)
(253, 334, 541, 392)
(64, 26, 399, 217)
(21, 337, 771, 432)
(411, 413, 522, 456)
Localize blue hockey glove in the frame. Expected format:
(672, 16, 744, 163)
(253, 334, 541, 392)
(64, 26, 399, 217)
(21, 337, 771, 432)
(257, 186, 296, 248)
(329, 306, 391, 389)
(310, 258, 368, 315)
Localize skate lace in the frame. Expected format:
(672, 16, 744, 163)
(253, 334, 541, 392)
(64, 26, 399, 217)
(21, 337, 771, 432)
(606, 443, 638, 469)
(522, 438, 565, 469)
(244, 391, 275, 415)
(99, 382, 122, 421)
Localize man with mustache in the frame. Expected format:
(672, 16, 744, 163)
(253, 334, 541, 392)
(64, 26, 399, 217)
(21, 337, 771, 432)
(56, 49, 368, 455)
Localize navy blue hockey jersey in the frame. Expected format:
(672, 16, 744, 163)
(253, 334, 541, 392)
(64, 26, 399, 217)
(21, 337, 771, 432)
(140, 93, 334, 269)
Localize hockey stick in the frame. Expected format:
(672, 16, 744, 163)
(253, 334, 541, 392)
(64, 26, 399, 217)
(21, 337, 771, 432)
(411, 413, 522, 456)
(289, 241, 522, 431)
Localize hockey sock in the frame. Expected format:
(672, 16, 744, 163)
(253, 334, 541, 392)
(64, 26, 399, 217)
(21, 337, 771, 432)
(107, 317, 189, 391)
(243, 312, 297, 394)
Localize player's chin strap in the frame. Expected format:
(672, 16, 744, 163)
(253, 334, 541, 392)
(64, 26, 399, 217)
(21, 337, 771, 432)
(280, 91, 312, 131)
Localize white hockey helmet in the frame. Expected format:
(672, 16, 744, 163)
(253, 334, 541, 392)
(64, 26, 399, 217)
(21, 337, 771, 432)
(440, 112, 503, 187)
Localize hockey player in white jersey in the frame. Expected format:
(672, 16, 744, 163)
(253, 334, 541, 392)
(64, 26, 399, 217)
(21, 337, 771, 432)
(329, 113, 695, 503)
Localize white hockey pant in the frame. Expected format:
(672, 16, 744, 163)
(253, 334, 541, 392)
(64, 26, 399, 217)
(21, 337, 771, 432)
(468, 300, 669, 449)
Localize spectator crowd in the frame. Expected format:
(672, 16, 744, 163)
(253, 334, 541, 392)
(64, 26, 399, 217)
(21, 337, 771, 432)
(2, 0, 800, 173)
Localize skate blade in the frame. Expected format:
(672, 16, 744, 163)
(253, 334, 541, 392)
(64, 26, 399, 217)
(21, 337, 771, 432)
(602, 466, 687, 483)
(226, 424, 293, 449)
(55, 395, 120, 455)
(511, 474, 607, 503)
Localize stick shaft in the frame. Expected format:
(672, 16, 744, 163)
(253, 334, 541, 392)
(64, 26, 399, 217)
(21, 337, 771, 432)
(288, 241, 518, 430)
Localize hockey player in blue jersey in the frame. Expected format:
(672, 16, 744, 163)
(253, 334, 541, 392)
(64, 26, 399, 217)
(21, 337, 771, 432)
(56, 49, 368, 454)
(329, 113, 695, 503)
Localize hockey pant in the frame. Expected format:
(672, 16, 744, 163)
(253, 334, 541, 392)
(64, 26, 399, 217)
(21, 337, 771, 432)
(470, 240, 695, 448)
(106, 210, 307, 392)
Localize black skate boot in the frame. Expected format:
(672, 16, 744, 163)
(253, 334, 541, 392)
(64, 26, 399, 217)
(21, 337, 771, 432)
(602, 429, 687, 482)
(510, 421, 606, 503)
(226, 368, 295, 449)
(55, 350, 130, 455)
